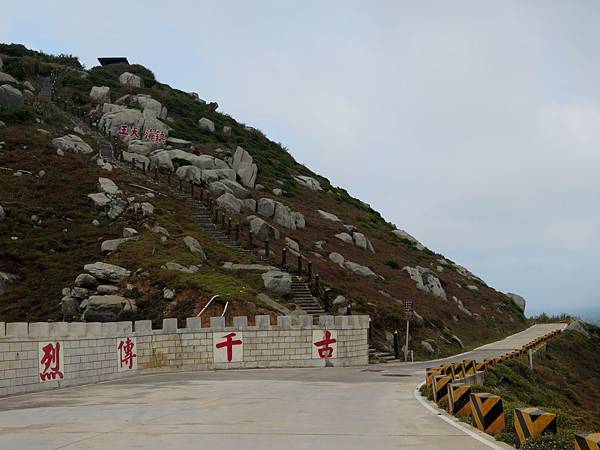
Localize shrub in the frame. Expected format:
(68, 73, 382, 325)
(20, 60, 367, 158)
(522, 433, 573, 450)
(0, 106, 36, 124)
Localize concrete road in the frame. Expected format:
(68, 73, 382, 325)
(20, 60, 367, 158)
(0, 323, 566, 450)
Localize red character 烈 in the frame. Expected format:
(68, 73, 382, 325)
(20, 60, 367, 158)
(118, 337, 137, 370)
(313, 330, 337, 358)
(40, 342, 64, 381)
(215, 332, 243, 362)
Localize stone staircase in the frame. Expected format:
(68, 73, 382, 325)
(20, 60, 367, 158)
(38, 76, 54, 101)
(368, 347, 396, 364)
(291, 277, 325, 317)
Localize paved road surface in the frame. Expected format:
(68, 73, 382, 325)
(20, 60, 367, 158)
(0, 323, 566, 450)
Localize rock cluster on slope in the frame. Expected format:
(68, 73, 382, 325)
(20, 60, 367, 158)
(403, 266, 447, 300)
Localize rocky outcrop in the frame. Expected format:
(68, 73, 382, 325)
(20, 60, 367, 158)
(51, 135, 94, 154)
(0, 72, 17, 83)
(329, 252, 345, 267)
(198, 117, 215, 132)
(98, 177, 121, 196)
(101, 237, 135, 253)
(81, 295, 137, 322)
(149, 149, 174, 171)
(216, 192, 243, 214)
(83, 262, 131, 283)
(183, 236, 207, 260)
(261, 271, 292, 295)
(506, 293, 526, 311)
(219, 179, 249, 199)
(343, 260, 379, 279)
(392, 229, 425, 250)
(295, 175, 322, 191)
(231, 146, 258, 188)
(175, 165, 235, 184)
(117, 94, 167, 119)
(247, 215, 280, 241)
(119, 72, 143, 88)
(99, 108, 168, 144)
(0, 84, 24, 107)
(285, 237, 300, 253)
(0, 272, 16, 295)
(223, 262, 278, 272)
(89, 86, 110, 103)
(403, 266, 447, 300)
(318, 209, 341, 223)
(256, 198, 305, 230)
(168, 150, 229, 170)
(335, 232, 353, 244)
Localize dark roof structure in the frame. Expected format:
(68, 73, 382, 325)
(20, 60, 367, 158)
(97, 57, 129, 66)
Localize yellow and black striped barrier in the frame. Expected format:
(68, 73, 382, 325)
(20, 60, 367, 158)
(432, 374, 452, 403)
(426, 367, 443, 387)
(514, 407, 557, 448)
(440, 363, 454, 378)
(470, 393, 505, 435)
(448, 383, 471, 416)
(462, 359, 476, 376)
(452, 362, 465, 379)
(575, 433, 600, 450)
(476, 361, 487, 372)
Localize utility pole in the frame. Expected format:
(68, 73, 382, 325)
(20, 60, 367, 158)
(404, 299, 414, 362)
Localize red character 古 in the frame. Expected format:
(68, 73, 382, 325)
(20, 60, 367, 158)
(313, 330, 337, 358)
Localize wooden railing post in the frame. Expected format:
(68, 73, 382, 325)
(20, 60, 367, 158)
(265, 238, 270, 257)
(308, 261, 313, 281)
(282, 247, 287, 266)
(297, 255, 302, 274)
(227, 217, 232, 236)
(235, 223, 240, 242)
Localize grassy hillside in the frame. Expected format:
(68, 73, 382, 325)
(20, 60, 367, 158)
(469, 326, 600, 448)
(0, 43, 528, 355)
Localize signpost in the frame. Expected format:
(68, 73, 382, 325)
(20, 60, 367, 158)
(404, 300, 414, 362)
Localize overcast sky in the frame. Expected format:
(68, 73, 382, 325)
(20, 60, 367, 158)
(2, 1, 599, 316)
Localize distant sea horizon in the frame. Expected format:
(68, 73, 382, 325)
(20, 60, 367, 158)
(527, 306, 600, 324)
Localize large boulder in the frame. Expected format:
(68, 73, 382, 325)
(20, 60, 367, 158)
(89, 86, 110, 103)
(88, 193, 111, 208)
(99, 108, 168, 144)
(392, 229, 425, 250)
(403, 266, 447, 300)
(343, 260, 378, 279)
(335, 232, 353, 244)
(51, 134, 94, 154)
(247, 215, 280, 241)
(219, 179, 249, 199)
(102, 103, 127, 114)
(292, 212, 306, 229)
(168, 150, 229, 169)
(119, 94, 167, 119)
(83, 262, 131, 283)
(318, 209, 341, 223)
(231, 146, 257, 188)
(261, 271, 292, 295)
(97, 177, 121, 196)
(273, 203, 296, 230)
(329, 252, 345, 267)
(216, 192, 242, 214)
(208, 181, 233, 197)
(183, 236, 207, 261)
(149, 149, 174, 171)
(101, 237, 134, 253)
(128, 140, 158, 156)
(506, 293, 526, 311)
(82, 295, 137, 322)
(121, 151, 150, 167)
(295, 175, 322, 191)
(257, 198, 276, 218)
(0, 84, 24, 107)
(119, 72, 143, 88)
(198, 117, 215, 132)
(351, 232, 375, 253)
(0, 72, 17, 83)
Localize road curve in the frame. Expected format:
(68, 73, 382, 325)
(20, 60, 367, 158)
(0, 323, 566, 450)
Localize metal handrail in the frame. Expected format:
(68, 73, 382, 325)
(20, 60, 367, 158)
(196, 295, 220, 317)
(221, 301, 229, 318)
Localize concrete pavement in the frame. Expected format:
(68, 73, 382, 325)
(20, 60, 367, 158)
(0, 323, 566, 450)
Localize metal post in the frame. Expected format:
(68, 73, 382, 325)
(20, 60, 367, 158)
(265, 238, 270, 257)
(404, 320, 410, 362)
(308, 261, 313, 281)
(235, 223, 240, 241)
(167, 172, 171, 184)
(315, 274, 320, 294)
(297, 255, 302, 273)
(227, 217, 232, 236)
(179, 179, 183, 191)
(190, 183, 194, 198)
(154, 168, 158, 181)
(528, 349, 533, 371)
(248, 231, 253, 248)
(393, 330, 400, 359)
(221, 213, 226, 228)
(282, 247, 287, 266)
(368, 318, 373, 342)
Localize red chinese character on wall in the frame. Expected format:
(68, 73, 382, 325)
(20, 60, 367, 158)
(313, 330, 337, 358)
(144, 128, 156, 142)
(130, 126, 140, 139)
(118, 337, 137, 370)
(118, 124, 129, 136)
(215, 332, 243, 362)
(157, 130, 166, 143)
(40, 342, 64, 381)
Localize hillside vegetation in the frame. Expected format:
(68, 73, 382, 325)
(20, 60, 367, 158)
(0, 43, 528, 357)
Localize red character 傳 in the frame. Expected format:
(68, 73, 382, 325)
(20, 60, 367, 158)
(118, 337, 137, 370)
(313, 330, 337, 358)
(215, 332, 242, 362)
(40, 342, 64, 381)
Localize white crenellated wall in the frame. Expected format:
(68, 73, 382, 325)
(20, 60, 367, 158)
(0, 314, 369, 397)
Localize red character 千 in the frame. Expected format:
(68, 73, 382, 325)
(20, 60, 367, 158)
(313, 330, 337, 358)
(215, 332, 242, 362)
(40, 342, 64, 381)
